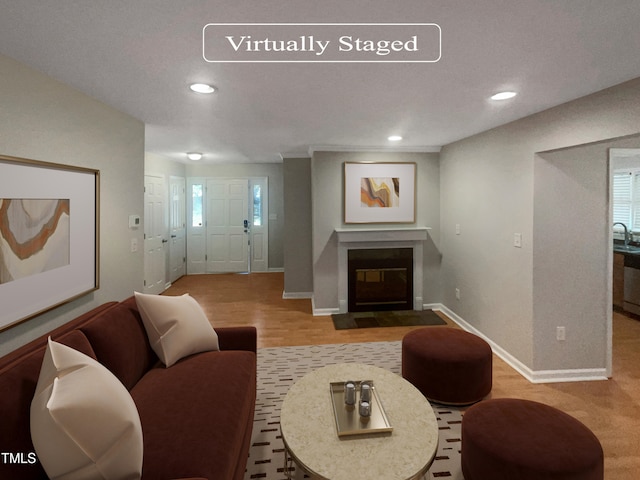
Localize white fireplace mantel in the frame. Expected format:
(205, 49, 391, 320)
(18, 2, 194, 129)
(335, 227, 431, 313)
(335, 227, 430, 243)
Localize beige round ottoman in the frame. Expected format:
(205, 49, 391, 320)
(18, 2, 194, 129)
(401, 327, 492, 405)
(461, 398, 604, 480)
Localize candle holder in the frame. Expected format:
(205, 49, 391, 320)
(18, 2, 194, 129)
(329, 380, 392, 437)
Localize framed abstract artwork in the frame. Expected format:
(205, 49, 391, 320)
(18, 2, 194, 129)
(0, 155, 99, 331)
(344, 162, 416, 224)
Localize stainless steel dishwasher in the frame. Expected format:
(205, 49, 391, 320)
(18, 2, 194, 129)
(623, 254, 640, 314)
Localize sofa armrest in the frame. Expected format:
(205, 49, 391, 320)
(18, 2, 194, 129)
(215, 326, 257, 353)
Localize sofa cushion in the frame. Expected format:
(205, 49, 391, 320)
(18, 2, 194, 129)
(0, 329, 97, 480)
(30, 339, 143, 480)
(134, 292, 219, 367)
(131, 350, 256, 480)
(80, 297, 157, 390)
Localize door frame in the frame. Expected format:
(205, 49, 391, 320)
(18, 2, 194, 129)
(186, 176, 269, 274)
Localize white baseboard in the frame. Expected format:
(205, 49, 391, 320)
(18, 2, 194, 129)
(282, 291, 313, 300)
(311, 297, 339, 316)
(267, 268, 285, 273)
(429, 303, 608, 384)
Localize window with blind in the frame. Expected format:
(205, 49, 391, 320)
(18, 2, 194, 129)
(613, 170, 640, 234)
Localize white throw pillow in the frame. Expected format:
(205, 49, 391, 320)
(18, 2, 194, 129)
(134, 292, 219, 367)
(30, 338, 143, 480)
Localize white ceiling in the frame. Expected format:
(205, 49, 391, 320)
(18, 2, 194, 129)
(1, 1, 639, 164)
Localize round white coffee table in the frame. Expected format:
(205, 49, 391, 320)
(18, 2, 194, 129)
(280, 363, 439, 480)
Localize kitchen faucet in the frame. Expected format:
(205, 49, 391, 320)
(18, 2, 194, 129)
(613, 222, 630, 246)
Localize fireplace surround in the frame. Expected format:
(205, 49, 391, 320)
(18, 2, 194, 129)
(335, 228, 430, 313)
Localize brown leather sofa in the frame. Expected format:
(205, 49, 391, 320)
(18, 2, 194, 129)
(0, 296, 257, 480)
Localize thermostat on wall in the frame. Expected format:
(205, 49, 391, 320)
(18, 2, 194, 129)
(129, 215, 141, 228)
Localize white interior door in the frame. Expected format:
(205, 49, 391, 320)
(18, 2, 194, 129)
(144, 174, 166, 294)
(169, 176, 186, 283)
(206, 178, 249, 273)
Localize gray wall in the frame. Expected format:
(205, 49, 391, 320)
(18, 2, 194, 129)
(439, 77, 640, 375)
(0, 54, 145, 356)
(311, 151, 441, 311)
(186, 162, 284, 269)
(283, 157, 313, 295)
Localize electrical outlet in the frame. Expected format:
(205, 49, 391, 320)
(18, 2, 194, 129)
(455, 224, 461, 235)
(131, 238, 138, 253)
(556, 326, 566, 341)
(455, 288, 461, 300)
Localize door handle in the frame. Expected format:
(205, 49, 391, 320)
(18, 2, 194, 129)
(162, 239, 168, 243)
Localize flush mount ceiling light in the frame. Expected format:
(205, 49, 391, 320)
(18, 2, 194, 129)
(388, 135, 403, 142)
(189, 83, 215, 94)
(491, 91, 517, 100)
(186, 152, 203, 161)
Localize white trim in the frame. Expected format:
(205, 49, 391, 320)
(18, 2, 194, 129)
(282, 291, 313, 299)
(335, 227, 430, 243)
(268, 267, 285, 273)
(312, 297, 340, 316)
(309, 145, 441, 156)
(431, 303, 609, 384)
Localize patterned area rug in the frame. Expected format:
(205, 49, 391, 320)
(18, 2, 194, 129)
(245, 341, 464, 480)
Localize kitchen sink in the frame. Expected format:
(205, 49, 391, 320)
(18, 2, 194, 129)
(613, 245, 640, 254)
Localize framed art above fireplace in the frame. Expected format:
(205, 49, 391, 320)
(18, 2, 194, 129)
(344, 162, 416, 224)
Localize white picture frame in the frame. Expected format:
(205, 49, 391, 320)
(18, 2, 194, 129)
(344, 162, 416, 224)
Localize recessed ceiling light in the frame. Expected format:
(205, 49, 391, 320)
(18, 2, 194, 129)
(189, 83, 215, 94)
(491, 91, 517, 100)
(388, 135, 403, 142)
(187, 152, 203, 161)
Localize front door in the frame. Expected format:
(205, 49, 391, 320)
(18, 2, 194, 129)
(206, 178, 249, 273)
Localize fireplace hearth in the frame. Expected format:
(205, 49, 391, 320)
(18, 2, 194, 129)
(348, 248, 413, 312)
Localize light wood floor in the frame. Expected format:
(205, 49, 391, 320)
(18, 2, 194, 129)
(165, 272, 640, 479)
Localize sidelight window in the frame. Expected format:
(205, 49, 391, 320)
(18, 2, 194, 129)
(253, 184, 262, 226)
(192, 184, 203, 227)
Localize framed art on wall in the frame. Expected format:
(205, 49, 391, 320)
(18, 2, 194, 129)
(0, 155, 99, 331)
(344, 162, 416, 224)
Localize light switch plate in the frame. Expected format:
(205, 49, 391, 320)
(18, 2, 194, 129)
(514, 233, 522, 248)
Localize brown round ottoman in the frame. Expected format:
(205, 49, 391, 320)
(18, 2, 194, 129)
(461, 398, 604, 480)
(401, 327, 492, 405)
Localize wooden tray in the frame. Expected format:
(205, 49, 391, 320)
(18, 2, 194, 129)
(329, 380, 393, 437)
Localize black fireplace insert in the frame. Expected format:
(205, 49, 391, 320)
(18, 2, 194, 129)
(347, 248, 413, 312)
